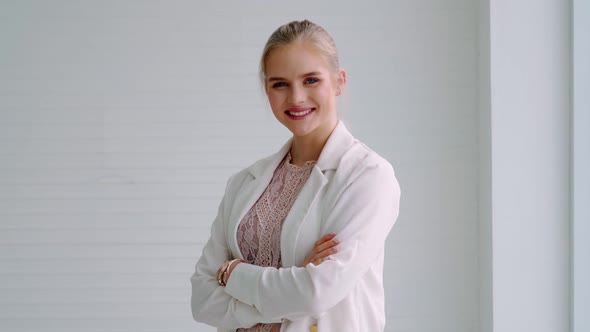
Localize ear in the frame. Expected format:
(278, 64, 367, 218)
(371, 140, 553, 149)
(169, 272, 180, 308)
(336, 69, 347, 96)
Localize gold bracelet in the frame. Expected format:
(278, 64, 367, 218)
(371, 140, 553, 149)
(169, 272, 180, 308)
(222, 258, 244, 286)
(217, 260, 232, 286)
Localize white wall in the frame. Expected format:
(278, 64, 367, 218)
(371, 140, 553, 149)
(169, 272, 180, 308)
(0, 1, 480, 331)
(488, 0, 571, 331)
(477, 0, 493, 331)
(572, 0, 590, 330)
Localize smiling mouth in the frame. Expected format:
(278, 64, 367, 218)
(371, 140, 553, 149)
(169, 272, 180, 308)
(286, 108, 316, 117)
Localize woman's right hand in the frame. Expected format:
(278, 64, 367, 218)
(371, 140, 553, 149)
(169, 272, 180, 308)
(301, 233, 340, 267)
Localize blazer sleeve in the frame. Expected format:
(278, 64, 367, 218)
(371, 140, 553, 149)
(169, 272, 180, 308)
(223, 159, 401, 319)
(190, 175, 283, 329)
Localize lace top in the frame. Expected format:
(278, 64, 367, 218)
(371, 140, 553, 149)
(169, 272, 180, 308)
(236, 151, 316, 332)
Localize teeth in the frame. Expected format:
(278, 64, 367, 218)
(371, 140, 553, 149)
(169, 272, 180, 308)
(288, 109, 313, 116)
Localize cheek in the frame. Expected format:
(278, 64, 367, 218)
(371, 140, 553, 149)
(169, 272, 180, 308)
(313, 87, 335, 106)
(267, 92, 284, 112)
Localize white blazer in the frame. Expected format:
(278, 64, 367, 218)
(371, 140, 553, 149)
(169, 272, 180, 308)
(191, 120, 401, 332)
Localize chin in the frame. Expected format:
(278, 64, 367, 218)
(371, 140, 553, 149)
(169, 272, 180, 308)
(286, 125, 317, 138)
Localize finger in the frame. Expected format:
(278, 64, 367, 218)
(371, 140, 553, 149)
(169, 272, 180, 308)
(313, 246, 339, 261)
(313, 252, 334, 266)
(309, 247, 338, 266)
(314, 233, 337, 246)
(313, 257, 323, 266)
(312, 235, 338, 254)
(313, 237, 340, 254)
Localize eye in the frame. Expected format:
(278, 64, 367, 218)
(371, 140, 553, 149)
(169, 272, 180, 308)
(304, 77, 319, 85)
(272, 82, 288, 88)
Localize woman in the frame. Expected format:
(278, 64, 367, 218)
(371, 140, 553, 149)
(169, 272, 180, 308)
(191, 20, 401, 332)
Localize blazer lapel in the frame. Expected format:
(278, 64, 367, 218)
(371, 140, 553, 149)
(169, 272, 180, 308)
(280, 166, 328, 267)
(227, 140, 292, 259)
(226, 176, 265, 259)
(281, 121, 355, 267)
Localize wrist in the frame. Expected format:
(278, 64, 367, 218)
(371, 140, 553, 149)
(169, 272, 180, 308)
(218, 258, 244, 286)
(217, 260, 232, 286)
(223, 259, 244, 285)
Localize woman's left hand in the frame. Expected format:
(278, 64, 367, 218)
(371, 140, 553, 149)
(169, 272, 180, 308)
(301, 233, 340, 267)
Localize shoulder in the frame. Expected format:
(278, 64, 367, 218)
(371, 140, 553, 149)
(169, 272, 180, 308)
(223, 150, 279, 193)
(337, 138, 397, 187)
(321, 136, 400, 211)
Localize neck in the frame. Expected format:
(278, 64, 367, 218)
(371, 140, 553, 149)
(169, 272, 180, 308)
(289, 120, 338, 167)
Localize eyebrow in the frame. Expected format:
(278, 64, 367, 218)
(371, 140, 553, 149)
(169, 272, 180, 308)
(267, 71, 322, 82)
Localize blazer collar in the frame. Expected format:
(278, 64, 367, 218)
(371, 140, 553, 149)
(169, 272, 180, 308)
(247, 120, 355, 178)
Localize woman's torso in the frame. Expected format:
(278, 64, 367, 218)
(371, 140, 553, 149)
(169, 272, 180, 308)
(217, 122, 396, 332)
(236, 152, 316, 332)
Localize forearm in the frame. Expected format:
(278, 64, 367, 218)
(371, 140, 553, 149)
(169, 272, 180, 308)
(191, 272, 282, 328)
(224, 162, 400, 319)
(191, 175, 283, 328)
(223, 242, 373, 319)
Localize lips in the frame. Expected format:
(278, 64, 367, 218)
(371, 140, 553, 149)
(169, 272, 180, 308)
(285, 107, 316, 118)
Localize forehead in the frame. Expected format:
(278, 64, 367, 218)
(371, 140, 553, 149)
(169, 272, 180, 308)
(265, 42, 332, 78)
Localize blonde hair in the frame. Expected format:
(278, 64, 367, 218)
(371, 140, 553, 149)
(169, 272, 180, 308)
(259, 20, 340, 89)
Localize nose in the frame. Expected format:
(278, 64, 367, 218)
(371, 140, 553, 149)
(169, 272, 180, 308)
(288, 84, 306, 105)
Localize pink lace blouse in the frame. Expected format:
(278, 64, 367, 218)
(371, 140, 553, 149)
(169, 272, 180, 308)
(236, 151, 316, 332)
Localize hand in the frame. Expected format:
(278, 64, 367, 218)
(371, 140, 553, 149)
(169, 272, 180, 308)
(301, 233, 340, 267)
